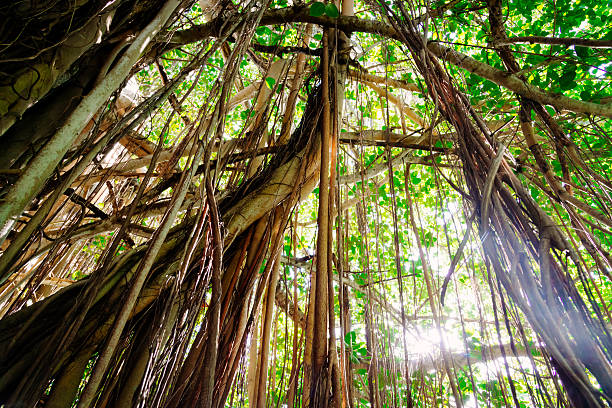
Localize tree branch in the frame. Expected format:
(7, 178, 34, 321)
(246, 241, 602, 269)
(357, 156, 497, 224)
(167, 7, 612, 118)
(495, 36, 612, 48)
(426, 41, 612, 118)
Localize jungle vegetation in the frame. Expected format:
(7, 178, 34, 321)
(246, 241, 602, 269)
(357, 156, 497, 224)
(0, 0, 611, 407)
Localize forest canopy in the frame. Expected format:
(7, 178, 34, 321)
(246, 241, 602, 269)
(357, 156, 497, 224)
(0, 0, 611, 407)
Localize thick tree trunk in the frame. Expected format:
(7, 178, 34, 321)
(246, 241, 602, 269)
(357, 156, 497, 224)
(0, 0, 182, 244)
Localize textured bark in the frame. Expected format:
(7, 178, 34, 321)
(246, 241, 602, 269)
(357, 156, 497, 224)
(0, 0, 182, 244)
(45, 348, 94, 408)
(200, 175, 223, 408)
(255, 248, 282, 408)
(0, 9, 116, 137)
(311, 28, 331, 407)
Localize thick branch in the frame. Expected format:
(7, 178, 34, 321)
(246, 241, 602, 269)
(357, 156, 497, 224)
(168, 7, 612, 118)
(496, 36, 612, 48)
(340, 130, 447, 150)
(425, 41, 612, 118)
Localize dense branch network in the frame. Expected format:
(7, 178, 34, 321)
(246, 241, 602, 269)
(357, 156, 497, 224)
(0, 1, 610, 408)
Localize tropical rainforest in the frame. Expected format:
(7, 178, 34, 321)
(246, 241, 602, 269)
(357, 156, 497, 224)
(0, 0, 611, 407)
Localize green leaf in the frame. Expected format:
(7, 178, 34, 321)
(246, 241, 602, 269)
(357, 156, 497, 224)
(324, 3, 340, 18)
(559, 67, 577, 90)
(265, 77, 276, 90)
(546, 66, 560, 83)
(344, 331, 356, 345)
(309, 2, 326, 17)
(560, 79, 577, 91)
(574, 46, 590, 59)
(530, 347, 542, 357)
(580, 90, 591, 100)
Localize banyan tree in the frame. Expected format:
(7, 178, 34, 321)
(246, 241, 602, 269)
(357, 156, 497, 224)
(0, 0, 611, 406)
